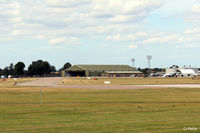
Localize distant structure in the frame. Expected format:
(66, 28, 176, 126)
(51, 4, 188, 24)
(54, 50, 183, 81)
(146, 55, 152, 69)
(131, 58, 135, 68)
(62, 65, 143, 77)
(146, 55, 152, 76)
(164, 65, 199, 77)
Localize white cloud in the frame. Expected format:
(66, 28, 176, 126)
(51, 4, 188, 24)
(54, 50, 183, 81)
(45, 0, 89, 7)
(0, 0, 186, 50)
(185, 44, 197, 48)
(48, 36, 80, 45)
(11, 30, 22, 36)
(106, 34, 121, 41)
(141, 34, 178, 44)
(175, 45, 182, 49)
(11, 30, 30, 36)
(106, 32, 147, 42)
(100, 44, 109, 48)
(184, 27, 200, 34)
(35, 35, 46, 40)
(65, 37, 80, 45)
(48, 37, 66, 45)
(192, 4, 200, 13)
(128, 44, 137, 49)
(175, 43, 197, 49)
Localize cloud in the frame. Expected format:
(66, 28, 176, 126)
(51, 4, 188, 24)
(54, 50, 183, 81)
(48, 37, 66, 44)
(185, 44, 197, 48)
(106, 32, 147, 42)
(100, 44, 109, 48)
(45, 0, 90, 7)
(175, 43, 198, 49)
(106, 34, 121, 41)
(35, 35, 46, 40)
(0, 0, 171, 49)
(48, 36, 80, 45)
(11, 29, 31, 36)
(192, 4, 200, 13)
(89, 0, 165, 23)
(128, 44, 137, 49)
(141, 34, 178, 44)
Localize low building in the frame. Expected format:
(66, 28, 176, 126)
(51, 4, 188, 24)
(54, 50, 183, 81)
(62, 65, 142, 77)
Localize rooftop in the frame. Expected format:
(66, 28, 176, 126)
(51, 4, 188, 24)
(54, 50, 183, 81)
(66, 65, 136, 71)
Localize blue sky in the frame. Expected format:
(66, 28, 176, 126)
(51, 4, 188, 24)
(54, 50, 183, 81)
(0, 0, 200, 69)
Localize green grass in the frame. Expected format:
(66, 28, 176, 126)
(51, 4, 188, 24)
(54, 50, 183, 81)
(1, 104, 200, 133)
(1, 87, 200, 133)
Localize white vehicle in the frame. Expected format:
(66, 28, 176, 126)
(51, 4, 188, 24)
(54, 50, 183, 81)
(162, 72, 176, 77)
(8, 75, 12, 78)
(130, 75, 136, 77)
(149, 73, 160, 77)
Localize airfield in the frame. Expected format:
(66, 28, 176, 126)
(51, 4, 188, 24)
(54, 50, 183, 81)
(1, 77, 200, 133)
(19, 77, 200, 89)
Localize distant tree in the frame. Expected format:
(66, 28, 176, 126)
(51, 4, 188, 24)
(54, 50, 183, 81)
(50, 66, 56, 72)
(152, 68, 163, 73)
(0, 68, 2, 75)
(2, 67, 10, 76)
(139, 68, 149, 77)
(28, 60, 53, 76)
(9, 63, 14, 75)
(14, 62, 25, 76)
(24, 70, 28, 77)
(63, 62, 71, 69)
(59, 62, 71, 71)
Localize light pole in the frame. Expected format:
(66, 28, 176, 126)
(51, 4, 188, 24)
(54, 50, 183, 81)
(146, 55, 152, 76)
(131, 58, 135, 68)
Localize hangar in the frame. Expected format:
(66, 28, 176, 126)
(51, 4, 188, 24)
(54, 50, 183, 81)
(62, 65, 142, 77)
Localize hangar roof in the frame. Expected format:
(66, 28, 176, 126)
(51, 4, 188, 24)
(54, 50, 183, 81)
(66, 65, 136, 71)
(105, 71, 142, 74)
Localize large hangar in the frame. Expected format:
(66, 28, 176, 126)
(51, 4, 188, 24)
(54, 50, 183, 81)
(62, 65, 142, 77)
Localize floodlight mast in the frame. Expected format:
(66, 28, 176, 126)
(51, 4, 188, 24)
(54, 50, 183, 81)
(146, 55, 152, 69)
(131, 58, 135, 68)
(146, 55, 152, 76)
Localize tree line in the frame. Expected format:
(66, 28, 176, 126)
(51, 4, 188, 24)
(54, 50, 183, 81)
(0, 60, 71, 77)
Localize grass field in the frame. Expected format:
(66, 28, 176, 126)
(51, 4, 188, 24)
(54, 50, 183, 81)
(60, 77, 200, 85)
(1, 78, 200, 133)
(0, 78, 37, 88)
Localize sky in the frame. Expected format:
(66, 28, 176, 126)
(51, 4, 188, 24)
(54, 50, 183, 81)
(0, 0, 200, 69)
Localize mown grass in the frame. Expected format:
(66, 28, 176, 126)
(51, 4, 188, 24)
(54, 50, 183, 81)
(1, 103, 200, 133)
(1, 86, 200, 133)
(60, 77, 200, 85)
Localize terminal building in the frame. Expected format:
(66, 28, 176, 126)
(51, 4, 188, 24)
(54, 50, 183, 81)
(62, 65, 142, 77)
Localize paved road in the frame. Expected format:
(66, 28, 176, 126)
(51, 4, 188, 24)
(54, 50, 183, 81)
(18, 77, 63, 87)
(18, 77, 200, 89)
